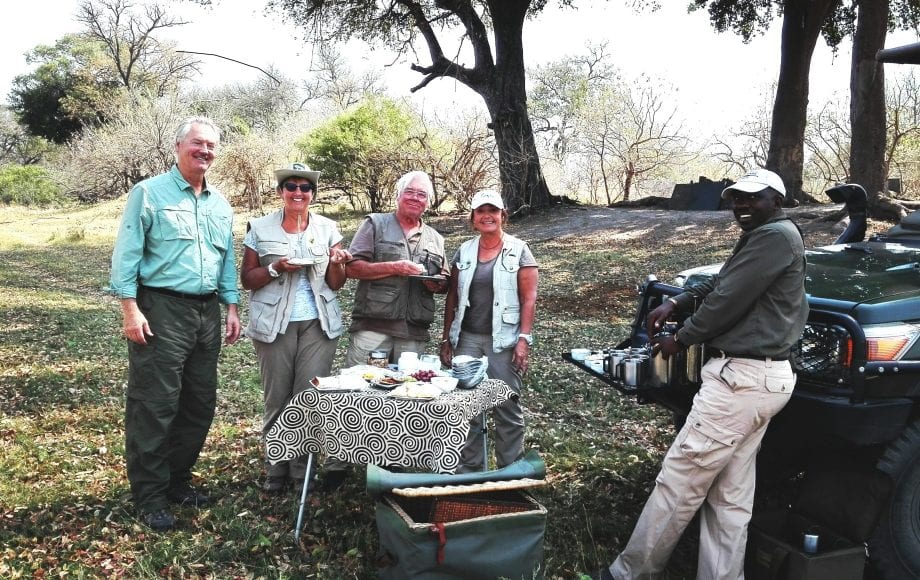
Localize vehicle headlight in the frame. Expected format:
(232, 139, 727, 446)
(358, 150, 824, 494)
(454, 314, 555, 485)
(863, 323, 920, 361)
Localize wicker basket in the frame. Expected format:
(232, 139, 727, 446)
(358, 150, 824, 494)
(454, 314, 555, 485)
(391, 489, 537, 524)
(430, 495, 533, 522)
(373, 453, 547, 579)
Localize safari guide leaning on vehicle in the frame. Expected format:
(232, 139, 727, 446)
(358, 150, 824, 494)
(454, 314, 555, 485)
(109, 116, 241, 532)
(598, 168, 808, 580)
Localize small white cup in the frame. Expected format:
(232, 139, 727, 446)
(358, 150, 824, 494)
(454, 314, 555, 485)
(571, 348, 591, 361)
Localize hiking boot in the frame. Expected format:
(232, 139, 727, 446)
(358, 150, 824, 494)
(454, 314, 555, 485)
(318, 470, 348, 492)
(262, 476, 287, 494)
(167, 483, 210, 507)
(143, 508, 176, 531)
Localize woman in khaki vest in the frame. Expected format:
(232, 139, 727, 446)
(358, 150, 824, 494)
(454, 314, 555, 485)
(240, 163, 351, 493)
(440, 189, 539, 472)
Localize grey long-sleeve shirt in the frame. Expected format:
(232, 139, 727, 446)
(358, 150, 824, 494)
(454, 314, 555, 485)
(672, 212, 809, 357)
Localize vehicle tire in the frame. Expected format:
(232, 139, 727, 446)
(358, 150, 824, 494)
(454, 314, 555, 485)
(869, 420, 920, 578)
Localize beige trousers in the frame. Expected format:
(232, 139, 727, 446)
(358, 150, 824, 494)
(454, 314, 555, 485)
(253, 319, 337, 479)
(611, 356, 795, 580)
(453, 331, 525, 472)
(345, 329, 427, 368)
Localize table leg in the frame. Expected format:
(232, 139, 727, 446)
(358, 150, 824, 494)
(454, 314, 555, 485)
(481, 410, 489, 472)
(294, 452, 314, 542)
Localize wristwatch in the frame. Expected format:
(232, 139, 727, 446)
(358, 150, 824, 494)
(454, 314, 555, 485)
(673, 333, 687, 349)
(267, 263, 281, 278)
(518, 333, 534, 345)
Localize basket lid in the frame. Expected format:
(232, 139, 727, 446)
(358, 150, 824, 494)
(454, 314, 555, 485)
(366, 450, 545, 498)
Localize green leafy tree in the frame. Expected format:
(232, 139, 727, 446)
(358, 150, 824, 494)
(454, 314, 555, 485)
(0, 108, 55, 165)
(8, 35, 122, 143)
(298, 97, 424, 212)
(267, 0, 557, 215)
(0, 165, 61, 206)
(8, 1, 200, 144)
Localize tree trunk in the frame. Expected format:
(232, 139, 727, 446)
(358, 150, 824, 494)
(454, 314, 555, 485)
(623, 161, 635, 202)
(849, 0, 888, 205)
(486, 100, 552, 215)
(484, 2, 551, 216)
(767, 0, 838, 205)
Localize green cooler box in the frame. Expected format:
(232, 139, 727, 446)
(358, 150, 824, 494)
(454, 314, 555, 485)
(745, 509, 866, 580)
(367, 450, 547, 580)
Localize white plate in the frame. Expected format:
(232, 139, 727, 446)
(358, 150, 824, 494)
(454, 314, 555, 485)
(387, 394, 437, 401)
(387, 383, 441, 399)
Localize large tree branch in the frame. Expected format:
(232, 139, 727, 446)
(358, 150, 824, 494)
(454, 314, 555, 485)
(409, 57, 477, 91)
(394, 0, 491, 92)
(435, 0, 494, 70)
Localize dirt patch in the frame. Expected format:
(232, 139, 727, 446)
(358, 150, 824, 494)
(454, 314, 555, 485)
(542, 280, 637, 317)
(502, 203, 860, 245)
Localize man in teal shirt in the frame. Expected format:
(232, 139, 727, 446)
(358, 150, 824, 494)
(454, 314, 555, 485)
(110, 116, 241, 531)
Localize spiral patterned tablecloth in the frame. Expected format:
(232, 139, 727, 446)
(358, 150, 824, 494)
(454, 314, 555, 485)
(265, 378, 514, 473)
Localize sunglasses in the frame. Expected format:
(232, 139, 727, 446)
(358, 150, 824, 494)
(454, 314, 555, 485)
(283, 182, 315, 193)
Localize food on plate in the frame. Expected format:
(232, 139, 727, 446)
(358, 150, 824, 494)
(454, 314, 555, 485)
(368, 373, 421, 389)
(311, 375, 368, 391)
(340, 365, 393, 382)
(410, 369, 440, 382)
(388, 382, 441, 399)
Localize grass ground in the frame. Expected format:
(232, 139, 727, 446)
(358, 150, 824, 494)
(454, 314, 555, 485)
(0, 199, 844, 579)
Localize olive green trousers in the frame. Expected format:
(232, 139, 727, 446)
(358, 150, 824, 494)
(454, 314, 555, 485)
(124, 289, 222, 514)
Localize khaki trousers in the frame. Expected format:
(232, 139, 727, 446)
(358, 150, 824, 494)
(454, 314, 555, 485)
(253, 319, 337, 479)
(611, 356, 795, 580)
(344, 329, 426, 368)
(453, 331, 525, 472)
(125, 289, 222, 514)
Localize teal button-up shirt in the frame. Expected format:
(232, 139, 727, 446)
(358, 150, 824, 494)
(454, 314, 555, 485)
(110, 165, 240, 305)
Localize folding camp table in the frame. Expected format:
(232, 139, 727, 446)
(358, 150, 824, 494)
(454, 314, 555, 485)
(265, 378, 515, 539)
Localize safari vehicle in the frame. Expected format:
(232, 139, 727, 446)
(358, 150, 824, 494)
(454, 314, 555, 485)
(564, 42, 920, 578)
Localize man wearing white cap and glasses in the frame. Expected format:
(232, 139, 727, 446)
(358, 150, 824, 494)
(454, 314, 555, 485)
(598, 168, 808, 579)
(440, 189, 539, 472)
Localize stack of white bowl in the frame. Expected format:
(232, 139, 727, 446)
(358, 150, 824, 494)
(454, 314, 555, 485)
(451, 355, 489, 389)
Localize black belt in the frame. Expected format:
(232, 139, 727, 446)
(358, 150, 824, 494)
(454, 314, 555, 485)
(140, 285, 217, 302)
(708, 347, 789, 361)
